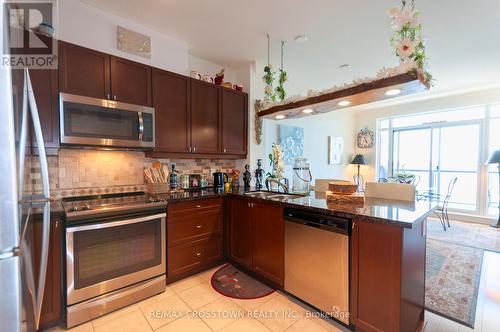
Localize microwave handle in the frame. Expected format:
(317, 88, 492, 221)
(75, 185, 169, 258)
(138, 112, 144, 141)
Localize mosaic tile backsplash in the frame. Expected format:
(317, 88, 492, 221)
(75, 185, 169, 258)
(31, 149, 246, 199)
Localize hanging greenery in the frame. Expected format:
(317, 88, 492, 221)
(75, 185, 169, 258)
(263, 65, 276, 102)
(275, 69, 287, 101)
(389, 0, 433, 85)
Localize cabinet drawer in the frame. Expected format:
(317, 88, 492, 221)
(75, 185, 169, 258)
(168, 236, 222, 277)
(168, 198, 222, 217)
(168, 210, 222, 247)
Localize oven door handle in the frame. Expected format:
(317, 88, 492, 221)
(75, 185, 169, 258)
(138, 112, 144, 141)
(66, 213, 166, 233)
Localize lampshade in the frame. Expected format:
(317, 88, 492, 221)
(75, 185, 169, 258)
(351, 154, 367, 165)
(487, 150, 500, 164)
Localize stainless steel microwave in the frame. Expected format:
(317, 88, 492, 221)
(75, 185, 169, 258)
(59, 93, 155, 149)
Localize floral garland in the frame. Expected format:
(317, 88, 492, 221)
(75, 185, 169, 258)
(259, 1, 433, 111)
(389, 0, 433, 84)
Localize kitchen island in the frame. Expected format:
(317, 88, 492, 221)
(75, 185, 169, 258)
(160, 188, 435, 332)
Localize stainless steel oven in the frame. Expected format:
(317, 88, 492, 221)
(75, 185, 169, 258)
(65, 211, 166, 327)
(59, 93, 155, 149)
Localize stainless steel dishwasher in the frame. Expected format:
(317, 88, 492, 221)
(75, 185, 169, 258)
(284, 208, 351, 325)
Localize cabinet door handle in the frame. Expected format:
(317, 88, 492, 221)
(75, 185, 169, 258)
(55, 220, 59, 228)
(188, 147, 192, 152)
(223, 148, 227, 153)
(106, 94, 111, 100)
(193, 147, 196, 152)
(195, 252, 202, 256)
(196, 225, 202, 229)
(196, 205, 202, 208)
(352, 222, 356, 231)
(113, 95, 118, 101)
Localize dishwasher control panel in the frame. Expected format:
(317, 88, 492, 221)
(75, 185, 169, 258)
(284, 208, 351, 235)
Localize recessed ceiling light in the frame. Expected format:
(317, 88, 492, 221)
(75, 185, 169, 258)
(294, 35, 308, 43)
(302, 108, 314, 114)
(275, 114, 286, 120)
(337, 100, 351, 107)
(385, 89, 402, 96)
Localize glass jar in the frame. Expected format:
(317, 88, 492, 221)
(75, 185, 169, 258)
(292, 157, 312, 194)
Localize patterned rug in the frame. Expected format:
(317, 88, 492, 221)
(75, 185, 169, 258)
(211, 264, 275, 299)
(425, 238, 483, 327)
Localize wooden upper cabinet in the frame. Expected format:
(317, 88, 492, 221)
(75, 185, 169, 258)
(221, 89, 247, 155)
(58, 41, 110, 99)
(11, 69, 59, 154)
(190, 79, 221, 154)
(152, 69, 191, 153)
(252, 202, 284, 287)
(110, 56, 152, 106)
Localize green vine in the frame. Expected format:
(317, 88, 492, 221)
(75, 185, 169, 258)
(275, 69, 287, 101)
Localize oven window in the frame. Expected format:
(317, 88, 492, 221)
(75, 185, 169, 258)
(63, 102, 140, 140)
(72, 218, 162, 290)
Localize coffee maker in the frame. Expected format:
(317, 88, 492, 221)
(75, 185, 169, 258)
(213, 172, 228, 190)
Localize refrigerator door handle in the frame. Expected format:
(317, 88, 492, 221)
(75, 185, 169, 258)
(25, 69, 51, 330)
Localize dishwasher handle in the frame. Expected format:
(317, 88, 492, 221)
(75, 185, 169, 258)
(284, 210, 350, 235)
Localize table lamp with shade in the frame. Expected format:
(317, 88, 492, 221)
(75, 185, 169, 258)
(487, 149, 500, 228)
(351, 154, 367, 192)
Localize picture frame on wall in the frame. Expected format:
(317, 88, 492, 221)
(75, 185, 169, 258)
(328, 136, 344, 165)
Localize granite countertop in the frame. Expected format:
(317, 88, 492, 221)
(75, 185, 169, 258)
(157, 188, 437, 229)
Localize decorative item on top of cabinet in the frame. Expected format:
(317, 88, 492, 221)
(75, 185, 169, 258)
(357, 128, 374, 148)
(214, 68, 224, 85)
(117, 26, 151, 59)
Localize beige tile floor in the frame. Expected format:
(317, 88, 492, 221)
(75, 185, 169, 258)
(46, 250, 500, 332)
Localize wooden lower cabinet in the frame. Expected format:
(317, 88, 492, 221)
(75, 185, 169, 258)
(351, 218, 426, 332)
(33, 213, 63, 330)
(167, 198, 223, 281)
(227, 198, 284, 287)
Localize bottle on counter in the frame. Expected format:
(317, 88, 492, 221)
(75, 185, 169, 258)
(169, 164, 178, 190)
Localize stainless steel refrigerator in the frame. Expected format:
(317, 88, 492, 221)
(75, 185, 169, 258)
(0, 8, 52, 331)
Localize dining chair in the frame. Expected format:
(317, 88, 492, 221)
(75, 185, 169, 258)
(434, 177, 458, 229)
(364, 182, 416, 202)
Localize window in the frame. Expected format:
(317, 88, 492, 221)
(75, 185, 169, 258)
(377, 104, 497, 217)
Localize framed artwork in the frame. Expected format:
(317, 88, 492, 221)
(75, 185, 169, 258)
(328, 136, 344, 164)
(279, 125, 304, 165)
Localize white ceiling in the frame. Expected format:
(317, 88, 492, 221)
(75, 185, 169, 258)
(80, 0, 500, 95)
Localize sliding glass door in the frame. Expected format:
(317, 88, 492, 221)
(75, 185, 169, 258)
(391, 121, 481, 212)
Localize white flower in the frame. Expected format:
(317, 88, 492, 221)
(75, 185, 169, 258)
(264, 85, 274, 95)
(399, 59, 418, 72)
(396, 38, 416, 60)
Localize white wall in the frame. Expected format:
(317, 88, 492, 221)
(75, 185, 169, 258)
(58, 0, 242, 79)
(353, 87, 500, 182)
